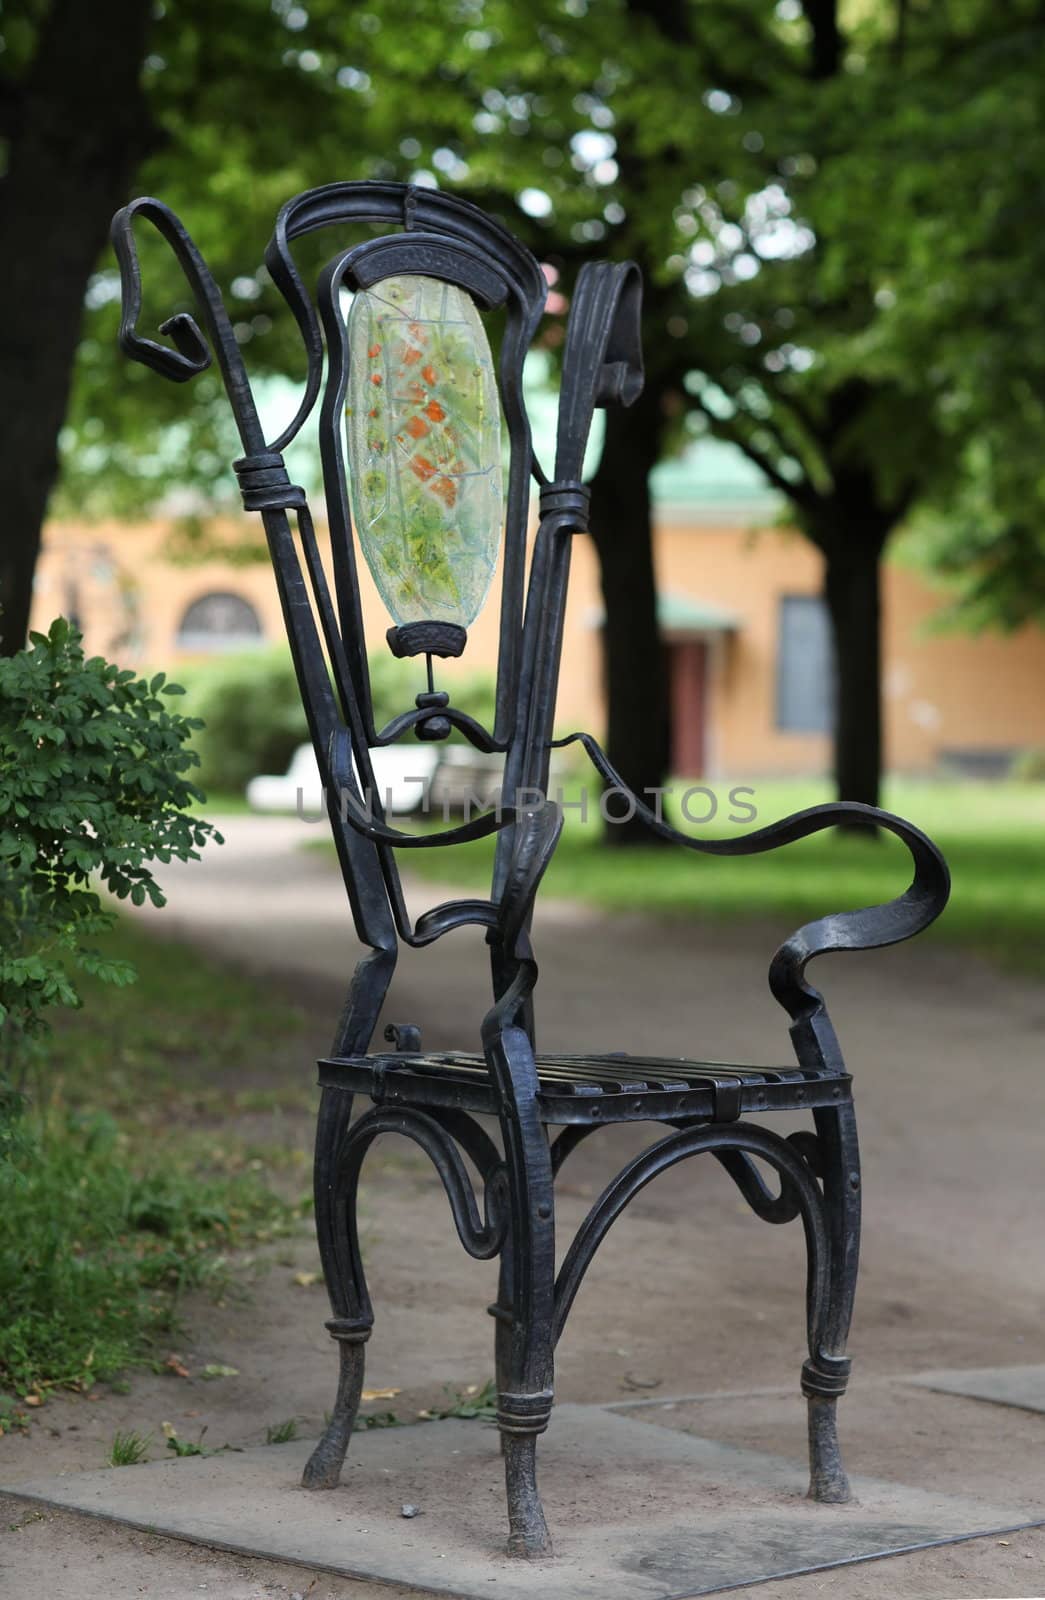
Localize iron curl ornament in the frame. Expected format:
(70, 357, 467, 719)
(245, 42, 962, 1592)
(112, 180, 950, 1560)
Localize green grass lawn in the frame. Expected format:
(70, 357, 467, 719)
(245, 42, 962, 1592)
(387, 777, 1045, 976)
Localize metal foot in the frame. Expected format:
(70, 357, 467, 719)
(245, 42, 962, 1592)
(503, 1433, 552, 1558)
(302, 1331, 368, 1490)
(806, 1394, 851, 1503)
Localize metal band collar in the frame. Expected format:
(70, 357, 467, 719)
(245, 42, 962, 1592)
(234, 452, 307, 512)
(496, 1388, 554, 1436)
(801, 1353, 852, 1399)
(539, 480, 590, 528)
(325, 1317, 372, 1345)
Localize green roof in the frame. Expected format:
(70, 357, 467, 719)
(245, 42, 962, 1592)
(657, 593, 739, 632)
(523, 354, 781, 519)
(651, 436, 780, 517)
(590, 591, 739, 632)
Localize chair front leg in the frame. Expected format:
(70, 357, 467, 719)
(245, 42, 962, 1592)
(491, 1232, 515, 1458)
(302, 1087, 373, 1490)
(802, 1099, 860, 1503)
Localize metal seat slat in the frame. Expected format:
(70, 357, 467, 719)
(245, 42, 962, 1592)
(332, 1050, 813, 1098)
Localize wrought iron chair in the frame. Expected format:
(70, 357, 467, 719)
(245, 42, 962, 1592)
(111, 182, 950, 1559)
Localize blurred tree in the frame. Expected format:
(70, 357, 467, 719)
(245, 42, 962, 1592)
(2, 0, 1042, 825)
(0, 0, 377, 657)
(322, 0, 1041, 814)
(852, 9, 1045, 636)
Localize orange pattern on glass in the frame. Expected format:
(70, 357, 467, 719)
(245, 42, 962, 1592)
(345, 275, 504, 628)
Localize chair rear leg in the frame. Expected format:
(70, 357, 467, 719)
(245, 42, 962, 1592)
(303, 1087, 372, 1490)
(802, 1101, 860, 1503)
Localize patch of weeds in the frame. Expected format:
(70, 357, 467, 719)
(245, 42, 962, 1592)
(162, 1421, 213, 1457)
(360, 1410, 401, 1429)
(0, 1108, 295, 1395)
(264, 1417, 299, 1444)
(0, 1396, 29, 1437)
(419, 1379, 498, 1422)
(109, 1429, 151, 1466)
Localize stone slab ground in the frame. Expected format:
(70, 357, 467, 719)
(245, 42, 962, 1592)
(911, 1364, 1045, 1415)
(8, 1404, 1041, 1600)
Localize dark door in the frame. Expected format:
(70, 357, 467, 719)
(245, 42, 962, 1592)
(665, 638, 708, 777)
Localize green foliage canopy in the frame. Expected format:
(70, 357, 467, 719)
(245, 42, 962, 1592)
(7, 0, 1044, 815)
(52, 0, 1043, 627)
(37, 7, 805, 507)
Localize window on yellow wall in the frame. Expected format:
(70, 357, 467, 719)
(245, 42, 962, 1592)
(176, 592, 264, 653)
(776, 595, 836, 733)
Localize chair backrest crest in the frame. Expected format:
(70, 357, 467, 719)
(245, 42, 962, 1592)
(111, 180, 644, 1045)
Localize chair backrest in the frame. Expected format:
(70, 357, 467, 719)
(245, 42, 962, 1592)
(112, 182, 643, 1047)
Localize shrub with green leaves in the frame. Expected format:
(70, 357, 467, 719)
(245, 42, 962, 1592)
(178, 645, 499, 796)
(0, 618, 220, 1056)
(177, 646, 310, 796)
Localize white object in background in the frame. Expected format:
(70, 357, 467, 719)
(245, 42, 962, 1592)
(369, 743, 439, 815)
(246, 742, 438, 817)
(246, 743, 324, 815)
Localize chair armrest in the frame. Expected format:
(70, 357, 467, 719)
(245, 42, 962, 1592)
(481, 800, 564, 1045)
(496, 800, 564, 955)
(328, 726, 513, 851)
(328, 727, 564, 963)
(415, 802, 563, 957)
(759, 805, 949, 1021)
(555, 730, 950, 1021)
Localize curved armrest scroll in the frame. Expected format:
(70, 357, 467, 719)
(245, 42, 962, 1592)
(555, 730, 951, 1021)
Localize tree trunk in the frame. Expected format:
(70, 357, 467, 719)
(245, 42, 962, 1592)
(0, 0, 155, 655)
(588, 379, 670, 845)
(822, 531, 887, 813)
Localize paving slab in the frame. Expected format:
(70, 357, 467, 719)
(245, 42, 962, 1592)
(8, 1404, 1039, 1600)
(909, 1364, 1045, 1415)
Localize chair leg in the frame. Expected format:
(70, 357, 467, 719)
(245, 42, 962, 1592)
(493, 1238, 514, 1457)
(303, 1088, 373, 1490)
(495, 1238, 554, 1547)
(303, 1329, 370, 1489)
(802, 1102, 860, 1504)
(495, 1094, 556, 1557)
(502, 1424, 552, 1557)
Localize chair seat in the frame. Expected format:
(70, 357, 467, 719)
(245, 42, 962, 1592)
(318, 1049, 852, 1125)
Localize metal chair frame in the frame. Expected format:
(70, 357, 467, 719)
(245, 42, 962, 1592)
(112, 181, 950, 1558)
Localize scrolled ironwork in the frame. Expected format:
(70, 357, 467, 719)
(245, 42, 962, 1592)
(713, 1131, 825, 1225)
(552, 1121, 830, 1350)
(551, 727, 951, 1023)
(339, 1105, 508, 1262)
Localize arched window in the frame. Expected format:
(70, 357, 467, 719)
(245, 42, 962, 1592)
(176, 591, 264, 652)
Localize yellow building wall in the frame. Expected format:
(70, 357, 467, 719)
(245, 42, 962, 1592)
(31, 514, 1045, 778)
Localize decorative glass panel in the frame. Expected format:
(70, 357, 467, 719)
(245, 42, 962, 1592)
(345, 274, 503, 629)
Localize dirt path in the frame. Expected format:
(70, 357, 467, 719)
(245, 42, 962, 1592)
(3, 814, 1044, 1597)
